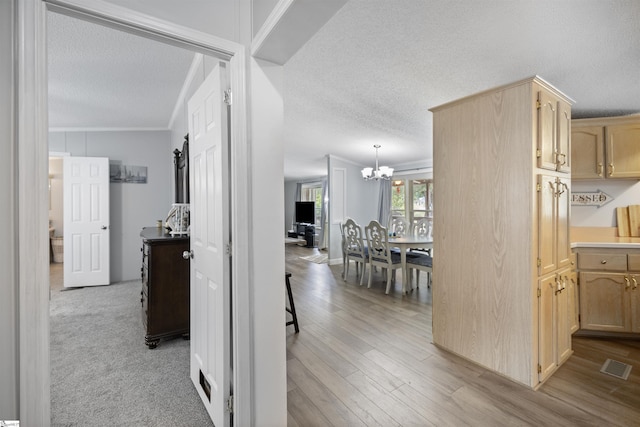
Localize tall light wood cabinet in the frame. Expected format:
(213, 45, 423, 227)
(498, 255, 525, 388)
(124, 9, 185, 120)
(430, 76, 573, 389)
(572, 115, 640, 179)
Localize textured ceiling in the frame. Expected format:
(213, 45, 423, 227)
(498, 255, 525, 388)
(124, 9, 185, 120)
(283, 0, 640, 179)
(47, 11, 195, 130)
(47, 1, 640, 181)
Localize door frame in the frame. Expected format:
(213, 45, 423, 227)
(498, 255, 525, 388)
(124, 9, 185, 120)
(17, 1, 251, 425)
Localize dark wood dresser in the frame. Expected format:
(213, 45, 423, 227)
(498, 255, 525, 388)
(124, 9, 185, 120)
(140, 227, 190, 348)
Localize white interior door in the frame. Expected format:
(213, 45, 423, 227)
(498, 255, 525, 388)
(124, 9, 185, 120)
(188, 62, 231, 425)
(63, 156, 110, 287)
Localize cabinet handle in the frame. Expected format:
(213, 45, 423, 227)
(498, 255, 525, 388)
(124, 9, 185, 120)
(555, 278, 563, 294)
(632, 277, 638, 290)
(608, 163, 614, 177)
(597, 163, 603, 177)
(557, 181, 568, 196)
(625, 276, 631, 289)
(556, 152, 566, 166)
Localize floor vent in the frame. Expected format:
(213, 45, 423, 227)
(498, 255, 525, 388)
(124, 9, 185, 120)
(600, 358, 632, 380)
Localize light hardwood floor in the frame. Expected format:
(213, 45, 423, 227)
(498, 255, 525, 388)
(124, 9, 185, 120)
(285, 244, 640, 427)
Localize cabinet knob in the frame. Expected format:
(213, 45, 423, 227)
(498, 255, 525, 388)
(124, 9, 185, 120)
(601, 260, 607, 264)
(183, 250, 194, 260)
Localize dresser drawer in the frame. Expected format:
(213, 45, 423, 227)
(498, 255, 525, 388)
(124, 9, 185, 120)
(628, 254, 640, 272)
(577, 252, 627, 271)
(141, 244, 150, 267)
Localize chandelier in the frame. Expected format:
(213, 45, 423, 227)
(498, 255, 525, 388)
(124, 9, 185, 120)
(361, 144, 393, 180)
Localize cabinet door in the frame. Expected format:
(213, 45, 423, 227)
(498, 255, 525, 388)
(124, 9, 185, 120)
(571, 126, 604, 179)
(538, 273, 557, 383)
(606, 124, 640, 178)
(556, 269, 572, 363)
(538, 175, 556, 276)
(537, 175, 569, 275)
(556, 177, 571, 270)
(579, 272, 629, 332)
(537, 90, 558, 171)
(631, 274, 640, 332)
(567, 270, 579, 334)
(556, 99, 571, 173)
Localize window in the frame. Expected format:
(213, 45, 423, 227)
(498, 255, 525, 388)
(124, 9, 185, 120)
(391, 178, 433, 224)
(301, 183, 323, 226)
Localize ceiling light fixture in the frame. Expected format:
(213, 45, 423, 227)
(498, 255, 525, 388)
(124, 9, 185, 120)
(361, 144, 393, 180)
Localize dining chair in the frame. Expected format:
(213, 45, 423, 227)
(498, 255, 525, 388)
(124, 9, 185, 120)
(412, 217, 433, 241)
(389, 216, 410, 237)
(342, 218, 369, 285)
(406, 253, 433, 288)
(408, 217, 433, 288)
(365, 220, 402, 294)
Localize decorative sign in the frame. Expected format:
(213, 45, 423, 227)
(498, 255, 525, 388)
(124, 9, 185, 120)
(571, 190, 613, 207)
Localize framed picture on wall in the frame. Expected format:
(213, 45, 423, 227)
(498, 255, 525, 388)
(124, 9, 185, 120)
(109, 164, 148, 183)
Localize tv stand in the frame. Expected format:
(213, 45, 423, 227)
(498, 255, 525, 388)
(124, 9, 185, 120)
(291, 223, 315, 247)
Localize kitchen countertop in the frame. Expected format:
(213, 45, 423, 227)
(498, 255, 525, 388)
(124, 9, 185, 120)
(571, 227, 640, 249)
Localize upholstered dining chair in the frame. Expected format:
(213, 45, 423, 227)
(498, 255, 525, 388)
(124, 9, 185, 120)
(412, 217, 433, 241)
(406, 252, 433, 288)
(342, 218, 369, 285)
(408, 217, 433, 288)
(389, 216, 410, 237)
(365, 220, 402, 294)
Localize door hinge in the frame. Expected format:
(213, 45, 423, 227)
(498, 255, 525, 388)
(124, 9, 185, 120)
(536, 183, 541, 192)
(226, 242, 232, 256)
(224, 89, 232, 106)
(537, 288, 541, 297)
(227, 395, 234, 413)
(537, 258, 541, 267)
(536, 99, 541, 109)
(536, 148, 541, 158)
(537, 364, 542, 373)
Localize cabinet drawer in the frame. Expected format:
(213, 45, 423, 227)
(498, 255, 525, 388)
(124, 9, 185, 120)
(141, 244, 150, 266)
(577, 252, 627, 271)
(628, 254, 640, 272)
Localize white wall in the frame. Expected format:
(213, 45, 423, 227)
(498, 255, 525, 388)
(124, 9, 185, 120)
(0, 0, 17, 419)
(250, 57, 287, 426)
(327, 155, 379, 264)
(572, 179, 640, 228)
(284, 179, 297, 231)
(49, 130, 173, 282)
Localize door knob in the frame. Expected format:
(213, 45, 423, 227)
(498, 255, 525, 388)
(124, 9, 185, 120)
(183, 250, 194, 260)
(101, 226, 108, 230)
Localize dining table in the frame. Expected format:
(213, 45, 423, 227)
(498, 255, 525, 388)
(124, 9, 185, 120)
(387, 236, 433, 294)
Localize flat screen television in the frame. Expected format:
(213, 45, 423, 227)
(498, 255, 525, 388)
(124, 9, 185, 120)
(295, 201, 315, 224)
